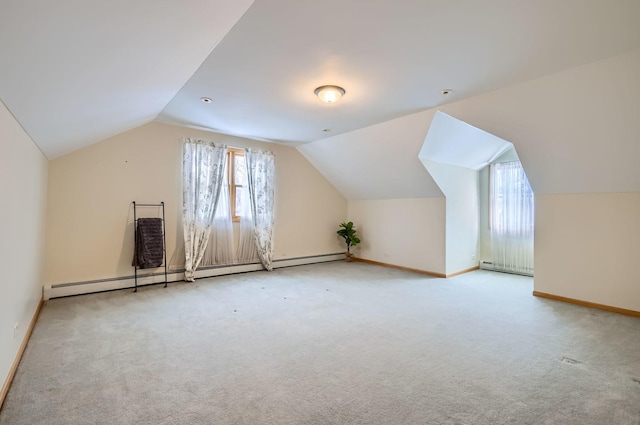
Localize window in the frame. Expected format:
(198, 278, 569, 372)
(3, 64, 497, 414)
(227, 148, 246, 221)
(183, 140, 274, 271)
(489, 161, 534, 275)
(489, 161, 534, 235)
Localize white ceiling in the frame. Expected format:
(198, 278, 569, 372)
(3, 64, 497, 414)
(0, 0, 254, 158)
(419, 112, 513, 170)
(2, 0, 640, 158)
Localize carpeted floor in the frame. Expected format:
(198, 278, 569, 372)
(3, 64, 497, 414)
(1, 262, 639, 425)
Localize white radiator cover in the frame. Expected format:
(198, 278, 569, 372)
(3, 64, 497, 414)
(480, 260, 533, 277)
(44, 253, 345, 299)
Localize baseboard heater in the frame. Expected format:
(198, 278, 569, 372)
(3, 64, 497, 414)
(479, 260, 533, 277)
(44, 253, 345, 300)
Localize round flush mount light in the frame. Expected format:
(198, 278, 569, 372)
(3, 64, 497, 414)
(314, 85, 346, 103)
(200, 97, 212, 103)
(441, 89, 453, 95)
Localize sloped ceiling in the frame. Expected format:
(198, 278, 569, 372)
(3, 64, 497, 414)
(436, 49, 640, 194)
(158, 0, 640, 145)
(303, 48, 640, 199)
(300, 111, 515, 201)
(419, 112, 512, 171)
(298, 110, 442, 200)
(2, 0, 640, 159)
(0, 0, 254, 158)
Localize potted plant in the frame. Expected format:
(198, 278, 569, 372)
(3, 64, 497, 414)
(337, 221, 361, 261)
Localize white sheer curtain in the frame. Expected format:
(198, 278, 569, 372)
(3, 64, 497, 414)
(245, 148, 275, 271)
(490, 161, 534, 275)
(182, 139, 227, 281)
(201, 172, 235, 266)
(236, 182, 260, 263)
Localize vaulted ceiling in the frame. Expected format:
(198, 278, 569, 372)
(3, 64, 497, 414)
(2, 0, 640, 159)
(0, 0, 255, 158)
(419, 112, 513, 171)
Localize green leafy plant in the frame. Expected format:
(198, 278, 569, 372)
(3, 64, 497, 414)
(337, 221, 361, 255)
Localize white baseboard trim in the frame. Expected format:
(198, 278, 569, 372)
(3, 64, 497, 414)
(44, 253, 345, 299)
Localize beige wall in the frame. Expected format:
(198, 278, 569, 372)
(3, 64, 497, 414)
(45, 122, 346, 285)
(535, 193, 640, 312)
(0, 101, 48, 387)
(348, 198, 446, 274)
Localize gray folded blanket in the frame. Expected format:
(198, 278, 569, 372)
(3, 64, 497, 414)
(132, 218, 164, 269)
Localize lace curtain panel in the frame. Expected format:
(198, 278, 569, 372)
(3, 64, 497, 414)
(490, 161, 534, 275)
(182, 139, 227, 281)
(245, 148, 276, 271)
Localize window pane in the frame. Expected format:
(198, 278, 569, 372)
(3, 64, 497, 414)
(490, 162, 534, 235)
(235, 186, 244, 217)
(234, 155, 247, 186)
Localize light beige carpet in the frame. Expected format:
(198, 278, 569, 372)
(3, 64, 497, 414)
(1, 262, 639, 424)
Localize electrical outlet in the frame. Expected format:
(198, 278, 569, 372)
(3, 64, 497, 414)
(13, 322, 19, 339)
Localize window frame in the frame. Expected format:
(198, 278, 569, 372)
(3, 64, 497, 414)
(227, 148, 245, 222)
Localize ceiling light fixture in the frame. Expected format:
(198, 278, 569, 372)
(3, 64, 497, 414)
(314, 85, 345, 103)
(441, 89, 453, 95)
(200, 97, 212, 103)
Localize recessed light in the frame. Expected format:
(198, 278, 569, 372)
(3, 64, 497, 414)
(441, 89, 453, 95)
(200, 97, 212, 103)
(322, 128, 331, 132)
